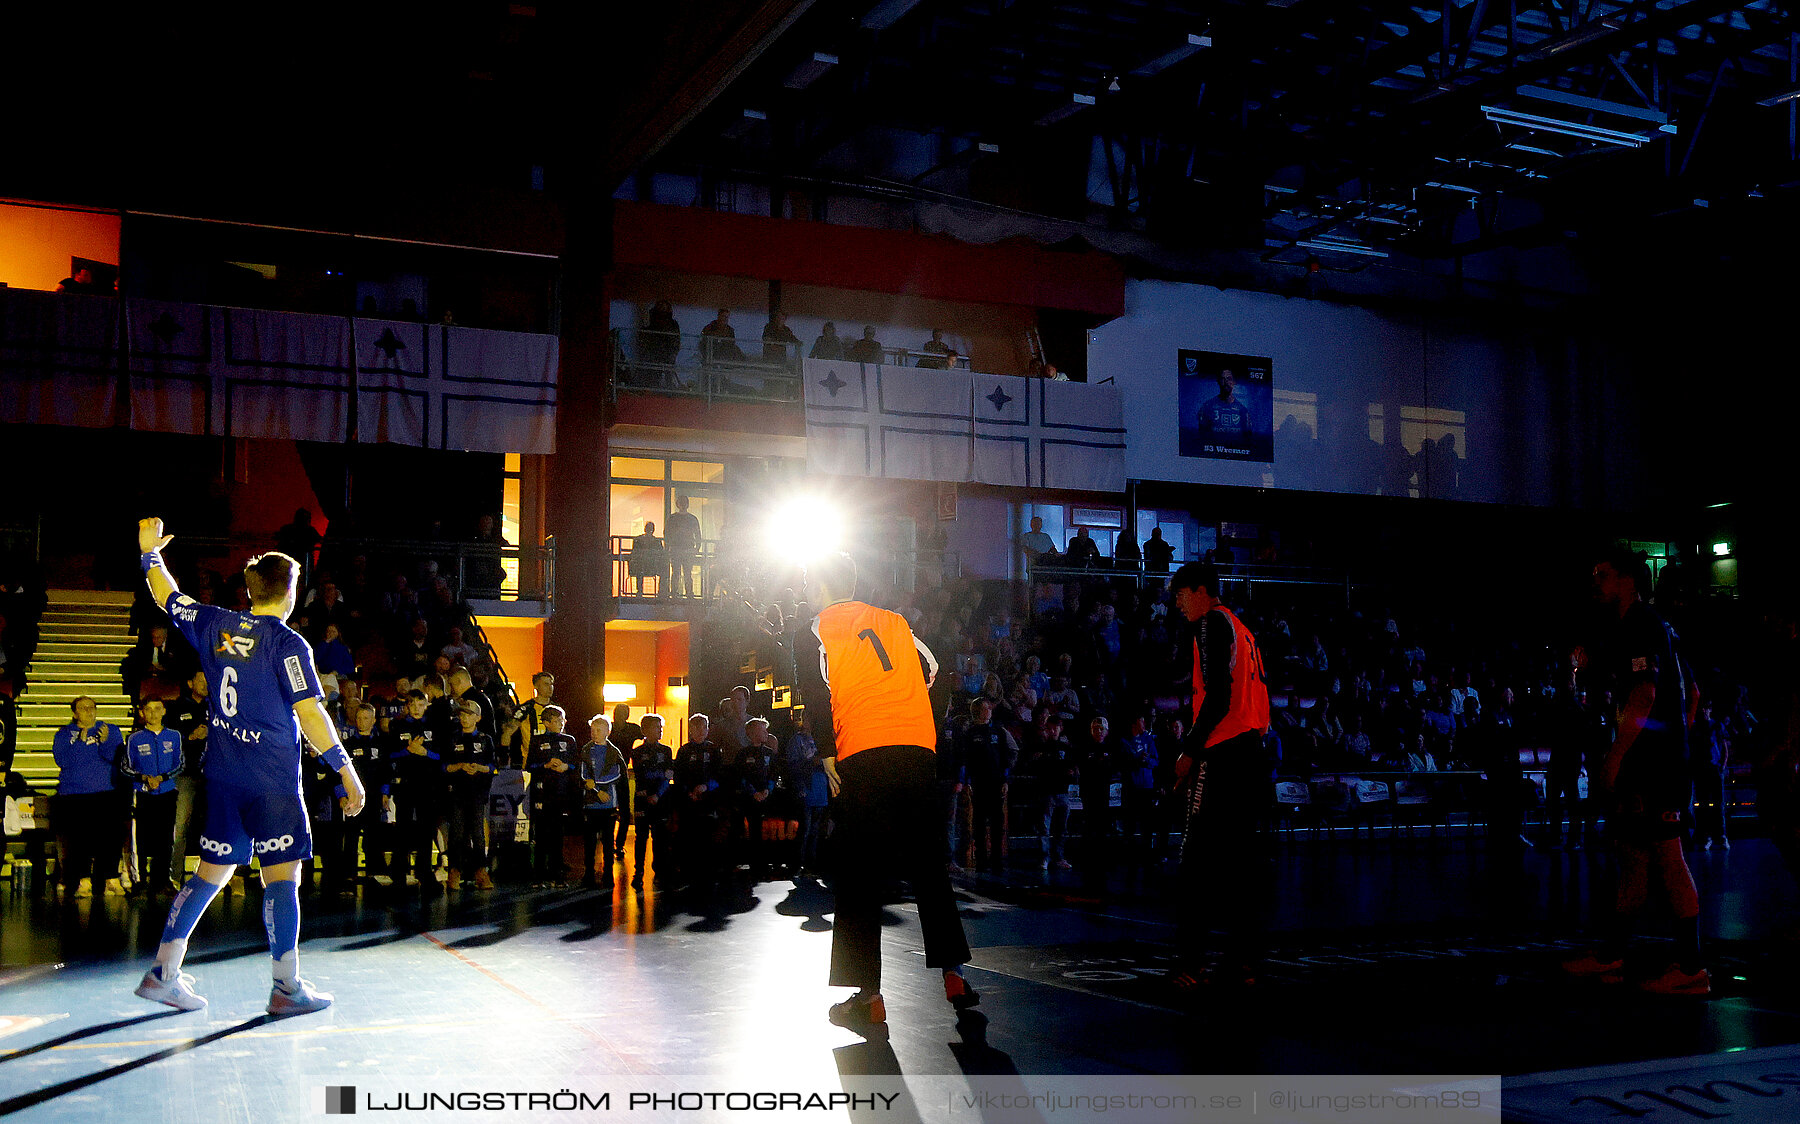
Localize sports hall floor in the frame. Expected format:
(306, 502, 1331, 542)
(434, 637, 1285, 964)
(2, 834, 1797, 1123)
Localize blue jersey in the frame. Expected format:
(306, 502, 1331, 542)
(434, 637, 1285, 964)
(164, 591, 324, 794)
(123, 727, 184, 796)
(1199, 394, 1252, 437)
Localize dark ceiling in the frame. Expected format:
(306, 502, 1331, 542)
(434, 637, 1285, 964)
(9, 2, 1799, 270)
(640, 0, 1800, 266)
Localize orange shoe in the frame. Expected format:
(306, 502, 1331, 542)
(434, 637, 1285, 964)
(473, 869, 494, 891)
(1561, 952, 1625, 977)
(446, 870, 462, 891)
(1636, 964, 1711, 996)
(944, 971, 981, 1009)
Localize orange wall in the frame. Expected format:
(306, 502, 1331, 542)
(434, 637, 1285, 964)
(0, 202, 120, 291)
(655, 623, 691, 732)
(475, 617, 545, 701)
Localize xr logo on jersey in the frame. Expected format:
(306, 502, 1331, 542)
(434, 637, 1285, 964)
(217, 632, 257, 657)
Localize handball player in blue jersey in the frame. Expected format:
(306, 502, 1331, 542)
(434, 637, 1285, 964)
(132, 517, 367, 1015)
(1196, 368, 1252, 441)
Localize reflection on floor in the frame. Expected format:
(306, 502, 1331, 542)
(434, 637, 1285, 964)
(0, 836, 1795, 1122)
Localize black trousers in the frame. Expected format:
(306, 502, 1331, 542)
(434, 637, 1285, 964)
(830, 745, 972, 992)
(134, 790, 178, 886)
(1175, 733, 1271, 971)
(56, 791, 124, 889)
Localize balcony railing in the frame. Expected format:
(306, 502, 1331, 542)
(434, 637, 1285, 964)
(179, 536, 556, 607)
(609, 537, 960, 603)
(610, 329, 803, 404)
(1028, 557, 1353, 600)
(609, 330, 977, 405)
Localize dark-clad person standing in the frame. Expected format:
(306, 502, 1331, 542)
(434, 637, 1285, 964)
(629, 715, 675, 889)
(795, 552, 977, 1036)
(1562, 547, 1709, 996)
(1169, 562, 1271, 990)
(673, 714, 725, 892)
(956, 697, 1016, 874)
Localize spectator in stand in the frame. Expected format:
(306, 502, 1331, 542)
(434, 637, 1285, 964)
(441, 623, 482, 666)
(1044, 676, 1081, 722)
(467, 513, 509, 597)
(527, 706, 580, 886)
(701, 309, 745, 364)
(1114, 532, 1141, 571)
(316, 623, 357, 684)
(442, 699, 496, 891)
(762, 311, 802, 362)
(640, 300, 682, 371)
(665, 496, 703, 599)
(1019, 517, 1057, 574)
(121, 699, 184, 896)
(122, 624, 189, 705)
(919, 329, 953, 367)
(381, 574, 421, 632)
(57, 265, 105, 293)
(809, 322, 845, 361)
(1143, 527, 1175, 576)
(1023, 654, 1050, 698)
(630, 523, 667, 597)
(277, 510, 322, 575)
(52, 696, 126, 898)
(629, 715, 675, 889)
(304, 580, 352, 638)
(847, 325, 884, 365)
(1064, 528, 1101, 569)
(328, 678, 365, 734)
(397, 618, 436, 681)
(579, 714, 625, 888)
(1119, 715, 1159, 863)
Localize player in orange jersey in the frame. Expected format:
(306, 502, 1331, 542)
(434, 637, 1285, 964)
(796, 552, 978, 1036)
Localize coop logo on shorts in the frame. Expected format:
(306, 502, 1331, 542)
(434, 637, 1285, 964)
(312, 1086, 356, 1114)
(253, 834, 296, 855)
(199, 836, 232, 855)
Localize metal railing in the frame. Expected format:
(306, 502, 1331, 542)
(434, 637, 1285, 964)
(609, 537, 960, 603)
(1027, 557, 1353, 600)
(610, 329, 803, 404)
(177, 535, 556, 606)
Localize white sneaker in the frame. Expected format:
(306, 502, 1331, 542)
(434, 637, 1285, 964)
(103, 878, 125, 896)
(268, 977, 334, 1015)
(74, 879, 94, 899)
(135, 967, 207, 1011)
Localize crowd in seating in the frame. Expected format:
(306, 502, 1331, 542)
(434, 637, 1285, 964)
(631, 300, 1073, 379)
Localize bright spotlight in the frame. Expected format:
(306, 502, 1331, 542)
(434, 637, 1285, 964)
(767, 495, 845, 560)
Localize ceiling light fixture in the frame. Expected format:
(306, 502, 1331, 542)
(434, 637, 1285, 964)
(1132, 31, 1212, 77)
(1035, 92, 1096, 128)
(1296, 237, 1389, 259)
(784, 52, 839, 89)
(1481, 105, 1654, 148)
(861, 0, 922, 31)
(1518, 16, 1624, 62)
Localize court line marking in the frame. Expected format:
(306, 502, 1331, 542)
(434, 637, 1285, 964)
(420, 931, 641, 1071)
(0, 1012, 616, 1054)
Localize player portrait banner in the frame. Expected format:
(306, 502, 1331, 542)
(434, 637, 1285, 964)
(1176, 348, 1273, 462)
(803, 359, 1125, 492)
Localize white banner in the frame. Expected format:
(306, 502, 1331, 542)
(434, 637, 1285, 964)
(806, 359, 1125, 492)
